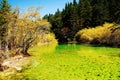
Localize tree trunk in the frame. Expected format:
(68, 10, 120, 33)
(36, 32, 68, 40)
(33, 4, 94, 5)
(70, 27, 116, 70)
(16, 47, 30, 57)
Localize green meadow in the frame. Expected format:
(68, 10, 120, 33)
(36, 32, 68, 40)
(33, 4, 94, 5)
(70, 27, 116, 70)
(20, 44, 120, 80)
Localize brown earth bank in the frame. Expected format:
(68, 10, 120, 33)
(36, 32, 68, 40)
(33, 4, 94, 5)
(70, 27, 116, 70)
(0, 55, 32, 72)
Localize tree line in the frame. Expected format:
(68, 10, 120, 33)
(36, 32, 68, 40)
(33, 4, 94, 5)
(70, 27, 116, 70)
(43, 0, 120, 43)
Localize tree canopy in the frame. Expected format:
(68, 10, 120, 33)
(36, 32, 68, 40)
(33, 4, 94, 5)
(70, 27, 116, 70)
(0, 0, 51, 59)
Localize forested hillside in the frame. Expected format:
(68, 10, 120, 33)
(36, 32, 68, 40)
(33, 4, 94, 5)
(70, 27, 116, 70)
(44, 0, 120, 43)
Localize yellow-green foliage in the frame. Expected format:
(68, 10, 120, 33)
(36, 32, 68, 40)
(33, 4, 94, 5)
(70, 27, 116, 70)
(0, 6, 55, 55)
(76, 22, 120, 46)
(36, 33, 57, 45)
(76, 23, 114, 42)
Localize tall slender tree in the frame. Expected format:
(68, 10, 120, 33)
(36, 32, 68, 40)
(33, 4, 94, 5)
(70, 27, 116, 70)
(108, 0, 120, 23)
(0, 0, 11, 26)
(0, 0, 11, 58)
(91, 0, 109, 26)
(78, 0, 92, 27)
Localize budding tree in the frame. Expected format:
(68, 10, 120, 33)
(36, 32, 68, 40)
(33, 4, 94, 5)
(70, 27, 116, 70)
(1, 6, 51, 57)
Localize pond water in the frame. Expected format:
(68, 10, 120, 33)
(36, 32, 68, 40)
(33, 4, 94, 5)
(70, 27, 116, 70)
(34, 44, 120, 57)
(2, 44, 120, 80)
(55, 44, 120, 57)
(25, 44, 120, 80)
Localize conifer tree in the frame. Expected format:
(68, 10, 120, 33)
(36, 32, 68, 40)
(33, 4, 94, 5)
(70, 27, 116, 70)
(108, 0, 120, 23)
(0, 0, 11, 57)
(78, 0, 92, 27)
(0, 0, 11, 55)
(91, 0, 109, 26)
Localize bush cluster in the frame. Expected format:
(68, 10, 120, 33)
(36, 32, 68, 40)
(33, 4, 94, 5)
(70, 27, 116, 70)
(75, 23, 120, 47)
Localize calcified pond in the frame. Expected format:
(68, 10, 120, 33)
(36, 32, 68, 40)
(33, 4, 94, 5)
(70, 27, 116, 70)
(1, 44, 120, 80)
